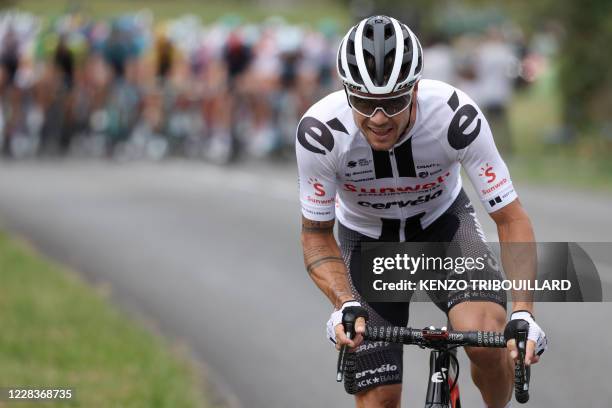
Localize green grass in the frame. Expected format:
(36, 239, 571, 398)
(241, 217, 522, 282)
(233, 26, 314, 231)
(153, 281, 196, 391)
(6, 0, 350, 26)
(506, 67, 612, 191)
(0, 231, 212, 408)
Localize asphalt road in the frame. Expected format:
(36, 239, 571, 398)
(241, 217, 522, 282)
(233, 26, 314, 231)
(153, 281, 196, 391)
(0, 160, 611, 407)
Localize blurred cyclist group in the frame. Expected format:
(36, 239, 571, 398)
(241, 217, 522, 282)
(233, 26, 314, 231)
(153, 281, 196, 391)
(0, 9, 341, 162)
(0, 8, 555, 162)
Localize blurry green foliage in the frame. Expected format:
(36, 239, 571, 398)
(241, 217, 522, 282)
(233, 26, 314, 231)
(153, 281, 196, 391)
(556, 0, 612, 131)
(10, 0, 350, 25)
(355, 0, 612, 132)
(481, 0, 612, 132)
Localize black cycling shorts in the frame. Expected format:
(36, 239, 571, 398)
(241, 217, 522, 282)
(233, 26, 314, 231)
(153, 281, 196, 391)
(338, 189, 506, 393)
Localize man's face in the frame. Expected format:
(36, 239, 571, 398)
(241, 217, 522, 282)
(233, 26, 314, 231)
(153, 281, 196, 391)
(350, 84, 418, 151)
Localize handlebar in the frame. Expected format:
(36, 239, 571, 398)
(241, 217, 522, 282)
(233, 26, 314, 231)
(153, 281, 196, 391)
(363, 326, 506, 348)
(337, 325, 530, 404)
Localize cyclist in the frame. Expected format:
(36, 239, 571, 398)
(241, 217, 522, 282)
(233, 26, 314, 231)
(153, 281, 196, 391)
(296, 16, 547, 408)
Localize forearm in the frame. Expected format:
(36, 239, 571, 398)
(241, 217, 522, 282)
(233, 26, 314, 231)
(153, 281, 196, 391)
(496, 209, 537, 314)
(301, 217, 354, 309)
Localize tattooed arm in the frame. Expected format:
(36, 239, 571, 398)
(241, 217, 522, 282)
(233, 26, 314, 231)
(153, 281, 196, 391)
(301, 216, 354, 309)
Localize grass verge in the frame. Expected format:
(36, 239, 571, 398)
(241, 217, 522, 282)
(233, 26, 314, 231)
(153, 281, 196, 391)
(0, 231, 212, 408)
(507, 68, 612, 191)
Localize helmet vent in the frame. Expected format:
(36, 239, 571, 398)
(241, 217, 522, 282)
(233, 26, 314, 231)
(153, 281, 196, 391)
(415, 54, 422, 75)
(337, 50, 346, 77)
(348, 60, 363, 85)
(384, 24, 394, 40)
(399, 62, 410, 80)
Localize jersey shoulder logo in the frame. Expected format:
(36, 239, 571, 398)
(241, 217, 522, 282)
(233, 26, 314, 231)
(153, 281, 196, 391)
(297, 116, 348, 155)
(446, 90, 481, 150)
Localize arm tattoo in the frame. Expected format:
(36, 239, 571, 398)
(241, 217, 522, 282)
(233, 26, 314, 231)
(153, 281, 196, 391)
(306, 256, 345, 274)
(303, 244, 330, 260)
(302, 217, 335, 234)
(301, 216, 352, 305)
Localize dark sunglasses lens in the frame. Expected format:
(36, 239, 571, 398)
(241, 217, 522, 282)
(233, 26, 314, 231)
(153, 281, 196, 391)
(383, 94, 411, 115)
(348, 94, 377, 116)
(348, 93, 411, 116)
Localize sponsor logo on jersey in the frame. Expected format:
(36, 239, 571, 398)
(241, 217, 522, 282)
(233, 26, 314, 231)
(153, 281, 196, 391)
(482, 178, 508, 195)
(358, 190, 443, 209)
(303, 208, 332, 217)
(479, 163, 497, 183)
(306, 177, 334, 205)
(488, 189, 515, 208)
(447, 91, 481, 150)
(308, 177, 326, 197)
(351, 170, 373, 176)
(355, 363, 398, 379)
(417, 163, 441, 169)
(479, 163, 509, 195)
(343, 172, 450, 195)
(297, 117, 335, 155)
(297, 117, 348, 155)
(355, 341, 388, 353)
(307, 196, 335, 205)
(358, 373, 401, 388)
(418, 171, 429, 178)
(346, 177, 376, 183)
(347, 158, 371, 168)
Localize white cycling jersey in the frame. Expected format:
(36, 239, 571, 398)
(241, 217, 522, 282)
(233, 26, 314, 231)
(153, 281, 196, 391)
(296, 79, 517, 240)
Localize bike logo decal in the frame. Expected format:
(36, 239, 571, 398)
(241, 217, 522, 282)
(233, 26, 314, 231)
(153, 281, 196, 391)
(431, 367, 448, 383)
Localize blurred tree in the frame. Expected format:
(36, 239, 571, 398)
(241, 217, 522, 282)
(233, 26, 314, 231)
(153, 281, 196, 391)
(481, 0, 612, 133)
(556, 0, 612, 132)
(340, 0, 441, 34)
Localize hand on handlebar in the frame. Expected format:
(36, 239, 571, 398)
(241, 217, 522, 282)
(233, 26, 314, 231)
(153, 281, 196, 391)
(505, 311, 547, 366)
(506, 338, 541, 366)
(326, 301, 368, 350)
(334, 319, 366, 350)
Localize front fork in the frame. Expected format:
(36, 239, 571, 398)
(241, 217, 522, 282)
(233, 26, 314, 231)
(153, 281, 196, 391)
(425, 348, 461, 408)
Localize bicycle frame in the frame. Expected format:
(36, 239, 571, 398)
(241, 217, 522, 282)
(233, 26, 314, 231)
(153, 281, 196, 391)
(425, 347, 461, 408)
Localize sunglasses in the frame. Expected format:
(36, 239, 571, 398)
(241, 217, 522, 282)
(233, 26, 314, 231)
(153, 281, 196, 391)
(345, 87, 414, 118)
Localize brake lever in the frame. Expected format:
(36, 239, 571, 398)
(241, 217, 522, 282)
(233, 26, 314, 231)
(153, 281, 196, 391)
(514, 323, 530, 403)
(336, 320, 355, 382)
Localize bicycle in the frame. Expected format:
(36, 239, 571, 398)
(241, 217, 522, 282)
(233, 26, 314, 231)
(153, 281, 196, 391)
(336, 311, 531, 407)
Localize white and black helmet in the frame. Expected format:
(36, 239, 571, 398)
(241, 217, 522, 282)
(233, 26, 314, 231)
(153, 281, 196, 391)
(337, 15, 424, 94)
